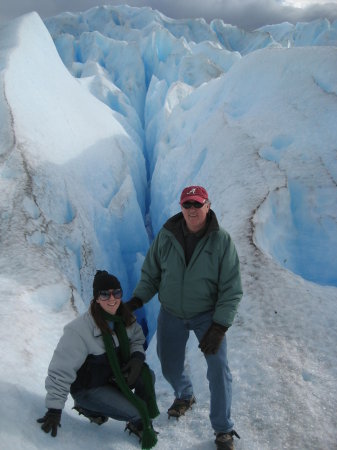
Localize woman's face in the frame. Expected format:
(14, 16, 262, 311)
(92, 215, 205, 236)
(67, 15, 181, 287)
(96, 289, 122, 315)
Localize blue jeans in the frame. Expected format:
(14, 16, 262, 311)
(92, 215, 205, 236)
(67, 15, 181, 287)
(72, 370, 154, 424)
(157, 307, 234, 433)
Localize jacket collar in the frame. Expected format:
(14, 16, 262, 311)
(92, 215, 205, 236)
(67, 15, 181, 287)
(163, 209, 219, 239)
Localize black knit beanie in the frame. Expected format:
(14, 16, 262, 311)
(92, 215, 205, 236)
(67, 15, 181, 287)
(93, 270, 121, 298)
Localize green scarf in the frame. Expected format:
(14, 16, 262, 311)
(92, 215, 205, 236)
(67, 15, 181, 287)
(101, 310, 159, 449)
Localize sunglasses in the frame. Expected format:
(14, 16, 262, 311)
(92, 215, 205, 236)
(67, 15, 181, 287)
(182, 201, 205, 209)
(99, 289, 123, 300)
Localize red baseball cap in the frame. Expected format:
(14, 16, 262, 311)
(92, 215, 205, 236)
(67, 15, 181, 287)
(180, 186, 209, 205)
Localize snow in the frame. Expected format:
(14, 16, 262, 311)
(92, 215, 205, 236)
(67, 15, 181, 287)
(0, 5, 337, 450)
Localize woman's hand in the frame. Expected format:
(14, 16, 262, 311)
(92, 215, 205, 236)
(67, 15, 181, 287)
(122, 355, 144, 386)
(37, 409, 62, 437)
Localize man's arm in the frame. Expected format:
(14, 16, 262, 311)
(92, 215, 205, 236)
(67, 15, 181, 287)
(132, 232, 163, 303)
(213, 233, 243, 327)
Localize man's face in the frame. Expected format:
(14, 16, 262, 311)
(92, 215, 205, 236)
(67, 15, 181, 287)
(181, 201, 210, 233)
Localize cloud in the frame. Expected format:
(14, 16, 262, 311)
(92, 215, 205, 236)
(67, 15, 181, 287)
(142, 0, 337, 29)
(1, 0, 337, 29)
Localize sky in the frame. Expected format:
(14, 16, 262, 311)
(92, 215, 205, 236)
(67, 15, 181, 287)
(1, 0, 337, 30)
(1, 6, 337, 450)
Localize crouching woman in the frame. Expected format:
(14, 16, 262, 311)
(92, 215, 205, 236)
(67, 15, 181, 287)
(37, 270, 159, 449)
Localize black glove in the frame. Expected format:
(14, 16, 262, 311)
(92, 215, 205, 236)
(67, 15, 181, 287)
(37, 409, 62, 437)
(124, 296, 143, 312)
(198, 322, 228, 355)
(122, 353, 144, 386)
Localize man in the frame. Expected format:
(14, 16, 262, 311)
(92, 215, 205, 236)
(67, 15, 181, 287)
(126, 186, 243, 450)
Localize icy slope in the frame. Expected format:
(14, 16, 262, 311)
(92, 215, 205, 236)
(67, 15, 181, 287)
(146, 39, 337, 449)
(0, 12, 148, 304)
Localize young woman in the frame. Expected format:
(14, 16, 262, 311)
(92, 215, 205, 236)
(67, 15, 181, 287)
(37, 270, 159, 449)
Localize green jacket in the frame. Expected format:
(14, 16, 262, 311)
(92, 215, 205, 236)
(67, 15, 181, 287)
(133, 210, 243, 328)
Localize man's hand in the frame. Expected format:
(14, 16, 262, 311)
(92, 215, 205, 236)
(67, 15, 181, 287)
(199, 322, 228, 355)
(124, 296, 143, 312)
(37, 409, 62, 437)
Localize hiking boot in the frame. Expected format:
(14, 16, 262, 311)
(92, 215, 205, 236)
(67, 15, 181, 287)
(125, 420, 143, 441)
(167, 395, 196, 418)
(215, 430, 240, 450)
(125, 420, 158, 442)
(73, 405, 109, 425)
